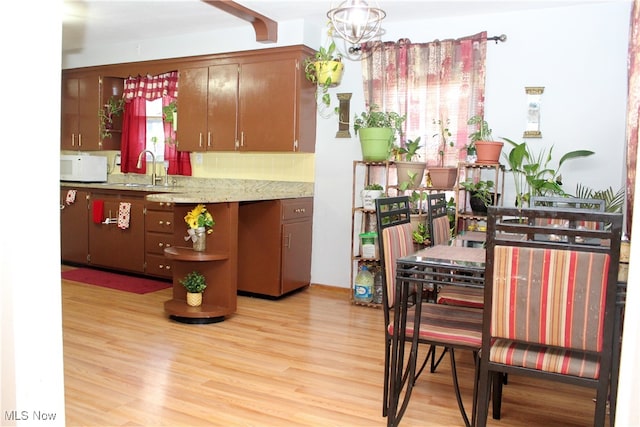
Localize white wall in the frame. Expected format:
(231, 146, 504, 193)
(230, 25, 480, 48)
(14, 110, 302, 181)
(313, 1, 631, 289)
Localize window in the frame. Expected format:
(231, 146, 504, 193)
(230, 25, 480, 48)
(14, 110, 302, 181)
(145, 98, 164, 162)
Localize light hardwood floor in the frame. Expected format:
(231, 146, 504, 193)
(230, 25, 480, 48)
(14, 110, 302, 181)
(62, 266, 598, 426)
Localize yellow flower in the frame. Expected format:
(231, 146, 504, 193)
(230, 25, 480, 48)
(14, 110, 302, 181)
(184, 204, 215, 231)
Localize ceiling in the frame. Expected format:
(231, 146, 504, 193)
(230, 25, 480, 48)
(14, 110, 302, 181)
(62, 0, 600, 51)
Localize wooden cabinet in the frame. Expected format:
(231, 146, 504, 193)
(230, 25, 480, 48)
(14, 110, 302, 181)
(60, 189, 89, 264)
(88, 192, 145, 273)
(177, 46, 316, 153)
(61, 73, 124, 151)
(238, 198, 313, 297)
(144, 201, 174, 278)
(164, 202, 239, 323)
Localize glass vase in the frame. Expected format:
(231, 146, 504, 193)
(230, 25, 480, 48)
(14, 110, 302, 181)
(193, 227, 206, 252)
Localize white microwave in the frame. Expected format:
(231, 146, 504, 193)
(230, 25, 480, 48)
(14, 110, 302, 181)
(60, 155, 108, 182)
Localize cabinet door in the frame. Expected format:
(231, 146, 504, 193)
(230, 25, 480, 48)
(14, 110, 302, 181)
(239, 58, 298, 152)
(208, 63, 239, 151)
(77, 76, 100, 150)
(281, 220, 312, 294)
(60, 189, 89, 264)
(177, 67, 208, 152)
(89, 195, 145, 273)
(98, 76, 125, 151)
(61, 77, 81, 150)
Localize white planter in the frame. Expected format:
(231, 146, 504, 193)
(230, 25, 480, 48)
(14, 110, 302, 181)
(361, 189, 384, 210)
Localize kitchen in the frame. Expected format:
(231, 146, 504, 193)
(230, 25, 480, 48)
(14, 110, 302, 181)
(3, 1, 640, 425)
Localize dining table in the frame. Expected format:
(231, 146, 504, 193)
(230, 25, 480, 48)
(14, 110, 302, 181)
(388, 243, 486, 427)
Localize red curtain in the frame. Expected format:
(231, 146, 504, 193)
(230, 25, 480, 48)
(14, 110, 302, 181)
(360, 32, 487, 166)
(121, 97, 146, 173)
(626, 0, 640, 236)
(121, 71, 191, 176)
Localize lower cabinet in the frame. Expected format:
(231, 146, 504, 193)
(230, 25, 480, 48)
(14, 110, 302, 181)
(238, 198, 313, 297)
(60, 189, 89, 264)
(144, 201, 174, 278)
(88, 192, 145, 273)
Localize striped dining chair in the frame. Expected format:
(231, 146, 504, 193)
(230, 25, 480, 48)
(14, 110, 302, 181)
(477, 206, 622, 427)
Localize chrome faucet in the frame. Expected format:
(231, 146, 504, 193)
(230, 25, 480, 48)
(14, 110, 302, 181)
(136, 150, 162, 185)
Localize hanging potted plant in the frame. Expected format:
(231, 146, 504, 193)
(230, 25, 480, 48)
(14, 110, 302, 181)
(428, 118, 458, 189)
(354, 105, 406, 162)
(304, 40, 344, 110)
(467, 115, 503, 164)
(179, 271, 207, 307)
(392, 137, 427, 190)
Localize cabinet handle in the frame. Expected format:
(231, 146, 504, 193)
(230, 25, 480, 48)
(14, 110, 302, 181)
(165, 243, 171, 248)
(199, 132, 203, 148)
(294, 208, 306, 214)
(78, 134, 82, 147)
(158, 242, 164, 248)
(241, 131, 245, 147)
(71, 134, 75, 147)
(165, 265, 171, 270)
(159, 202, 165, 207)
(166, 221, 171, 226)
(207, 131, 211, 147)
(285, 233, 292, 249)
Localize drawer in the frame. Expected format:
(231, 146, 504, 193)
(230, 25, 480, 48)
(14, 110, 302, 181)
(146, 201, 174, 211)
(281, 198, 313, 221)
(145, 253, 173, 278)
(146, 210, 174, 233)
(146, 232, 174, 255)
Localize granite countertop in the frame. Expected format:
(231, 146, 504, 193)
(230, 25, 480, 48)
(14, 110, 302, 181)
(61, 177, 314, 203)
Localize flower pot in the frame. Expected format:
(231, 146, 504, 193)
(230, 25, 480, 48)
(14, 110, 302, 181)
(192, 227, 206, 252)
(314, 60, 344, 86)
(395, 161, 426, 189)
(358, 128, 393, 162)
(475, 140, 504, 164)
(410, 213, 426, 234)
(469, 192, 501, 214)
(361, 189, 384, 210)
(186, 292, 202, 307)
(428, 167, 457, 189)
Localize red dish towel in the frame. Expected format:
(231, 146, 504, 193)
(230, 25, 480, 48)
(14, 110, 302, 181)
(92, 200, 104, 224)
(118, 202, 131, 230)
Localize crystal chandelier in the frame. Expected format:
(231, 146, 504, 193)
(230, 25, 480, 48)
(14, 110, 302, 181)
(327, 0, 386, 45)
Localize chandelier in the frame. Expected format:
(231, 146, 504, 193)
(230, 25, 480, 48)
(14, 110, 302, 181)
(327, 0, 386, 45)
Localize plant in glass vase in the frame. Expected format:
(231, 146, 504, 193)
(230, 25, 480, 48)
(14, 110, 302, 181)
(184, 204, 215, 251)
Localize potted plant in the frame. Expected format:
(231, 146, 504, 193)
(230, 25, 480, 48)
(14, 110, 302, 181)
(412, 222, 430, 246)
(392, 137, 426, 190)
(184, 204, 215, 252)
(162, 100, 178, 132)
(502, 138, 595, 207)
(361, 183, 384, 210)
(99, 96, 124, 139)
(460, 179, 498, 213)
(429, 118, 458, 188)
(354, 105, 406, 162)
(467, 115, 503, 164)
(304, 40, 344, 109)
(408, 190, 428, 234)
(179, 271, 207, 307)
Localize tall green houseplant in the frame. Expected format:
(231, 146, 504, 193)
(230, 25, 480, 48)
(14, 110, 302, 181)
(354, 105, 406, 162)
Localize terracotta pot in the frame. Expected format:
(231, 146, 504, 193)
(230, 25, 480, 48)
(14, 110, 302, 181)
(428, 167, 457, 189)
(395, 161, 426, 189)
(475, 140, 504, 164)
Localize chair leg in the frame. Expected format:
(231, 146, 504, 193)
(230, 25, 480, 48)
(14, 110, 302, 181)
(430, 345, 448, 373)
(475, 360, 492, 427)
(449, 348, 472, 427)
(492, 372, 503, 420)
(383, 336, 391, 417)
(414, 345, 435, 384)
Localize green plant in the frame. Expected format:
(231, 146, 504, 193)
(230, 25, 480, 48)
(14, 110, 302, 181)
(467, 115, 493, 148)
(364, 183, 384, 190)
(179, 271, 207, 293)
(433, 118, 454, 166)
(503, 138, 595, 207)
(99, 96, 125, 139)
(575, 183, 624, 213)
(304, 40, 343, 109)
(353, 104, 406, 141)
(392, 136, 423, 162)
(407, 190, 428, 213)
(412, 222, 430, 245)
(162, 100, 177, 123)
(460, 179, 496, 207)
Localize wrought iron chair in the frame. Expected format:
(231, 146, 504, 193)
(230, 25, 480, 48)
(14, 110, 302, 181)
(376, 195, 482, 427)
(477, 206, 622, 426)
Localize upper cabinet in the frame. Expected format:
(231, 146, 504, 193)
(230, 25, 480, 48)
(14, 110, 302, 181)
(176, 46, 317, 153)
(61, 73, 124, 151)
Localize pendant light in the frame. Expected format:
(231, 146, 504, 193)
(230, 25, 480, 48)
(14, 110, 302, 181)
(327, 0, 386, 45)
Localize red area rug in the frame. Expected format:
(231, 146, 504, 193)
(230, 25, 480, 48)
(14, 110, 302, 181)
(62, 268, 172, 294)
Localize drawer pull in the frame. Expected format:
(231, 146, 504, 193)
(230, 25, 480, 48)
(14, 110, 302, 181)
(294, 208, 306, 214)
(165, 243, 171, 247)
(159, 202, 165, 207)
(166, 221, 171, 226)
(159, 265, 164, 269)
(158, 242, 164, 248)
(159, 220, 164, 225)
(165, 265, 171, 270)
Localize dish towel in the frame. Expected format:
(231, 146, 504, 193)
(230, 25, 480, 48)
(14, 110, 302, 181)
(118, 202, 131, 229)
(92, 200, 104, 224)
(65, 190, 76, 205)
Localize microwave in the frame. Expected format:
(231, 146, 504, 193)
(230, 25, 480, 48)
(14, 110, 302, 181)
(60, 155, 108, 182)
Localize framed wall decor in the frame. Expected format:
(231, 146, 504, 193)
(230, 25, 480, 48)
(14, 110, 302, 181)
(524, 86, 544, 138)
(336, 93, 352, 138)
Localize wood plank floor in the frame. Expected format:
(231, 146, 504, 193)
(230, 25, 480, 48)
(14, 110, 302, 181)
(62, 266, 599, 426)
